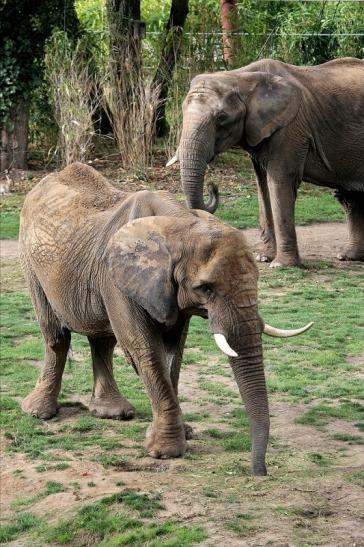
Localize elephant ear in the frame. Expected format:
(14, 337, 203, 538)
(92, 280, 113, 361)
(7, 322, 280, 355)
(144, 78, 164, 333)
(244, 73, 301, 147)
(105, 218, 178, 326)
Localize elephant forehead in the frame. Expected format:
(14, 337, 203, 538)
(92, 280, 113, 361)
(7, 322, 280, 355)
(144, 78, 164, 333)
(124, 236, 158, 253)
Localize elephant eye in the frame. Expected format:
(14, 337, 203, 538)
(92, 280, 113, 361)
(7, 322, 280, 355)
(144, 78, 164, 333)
(195, 283, 214, 298)
(216, 112, 229, 126)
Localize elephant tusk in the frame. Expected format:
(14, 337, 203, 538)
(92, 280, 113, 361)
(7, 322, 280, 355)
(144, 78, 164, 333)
(166, 154, 179, 167)
(214, 333, 238, 357)
(263, 322, 313, 338)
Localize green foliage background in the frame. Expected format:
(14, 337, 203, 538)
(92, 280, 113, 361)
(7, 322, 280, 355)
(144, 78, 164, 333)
(9, 0, 363, 160)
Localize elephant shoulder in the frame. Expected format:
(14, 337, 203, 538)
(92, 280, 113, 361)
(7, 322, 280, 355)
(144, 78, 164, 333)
(56, 163, 126, 211)
(237, 58, 289, 76)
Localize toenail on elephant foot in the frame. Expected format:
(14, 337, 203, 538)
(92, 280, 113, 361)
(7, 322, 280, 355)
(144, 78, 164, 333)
(21, 391, 58, 420)
(337, 249, 364, 261)
(146, 441, 186, 459)
(89, 396, 135, 420)
(270, 256, 301, 268)
(255, 252, 273, 263)
(145, 423, 186, 459)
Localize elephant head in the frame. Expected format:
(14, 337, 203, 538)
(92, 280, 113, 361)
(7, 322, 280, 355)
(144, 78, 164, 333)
(106, 213, 311, 475)
(168, 71, 301, 212)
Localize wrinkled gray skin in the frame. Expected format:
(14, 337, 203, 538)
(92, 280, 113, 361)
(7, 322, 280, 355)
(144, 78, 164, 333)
(177, 57, 364, 267)
(20, 163, 271, 475)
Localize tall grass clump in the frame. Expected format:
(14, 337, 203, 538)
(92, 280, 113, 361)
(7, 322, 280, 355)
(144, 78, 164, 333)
(103, 73, 160, 174)
(102, 35, 160, 174)
(44, 31, 102, 165)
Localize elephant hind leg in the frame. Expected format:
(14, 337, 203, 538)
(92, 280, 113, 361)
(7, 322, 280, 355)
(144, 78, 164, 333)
(335, 190, 364, 261)
(22, 269, 70, 419)
(253, 160, 276, 263)
(88, 335, 135, 420)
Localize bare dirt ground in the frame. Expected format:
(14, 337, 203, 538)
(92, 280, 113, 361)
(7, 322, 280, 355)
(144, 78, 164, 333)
(0, 221, 349, 261)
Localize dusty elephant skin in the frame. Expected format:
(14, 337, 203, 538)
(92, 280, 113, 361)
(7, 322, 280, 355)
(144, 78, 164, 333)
(172, 57, 364, 267)
(19, 163, 310, 475)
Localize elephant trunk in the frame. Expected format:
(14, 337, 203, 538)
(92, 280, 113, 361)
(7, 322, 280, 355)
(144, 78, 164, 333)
(229, 336, 269, 476)
(179, 118, 218, 213)
(211, 301, 269, 475)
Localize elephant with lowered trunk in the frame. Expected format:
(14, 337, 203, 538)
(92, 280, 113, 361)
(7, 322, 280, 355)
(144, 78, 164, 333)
(169, 57, 364, 267)
(20, 163, 312, 475)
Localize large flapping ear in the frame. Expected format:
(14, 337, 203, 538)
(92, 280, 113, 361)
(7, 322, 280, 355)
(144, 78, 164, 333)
(241, 72, 301, 147)
(105, 217, 178, 326)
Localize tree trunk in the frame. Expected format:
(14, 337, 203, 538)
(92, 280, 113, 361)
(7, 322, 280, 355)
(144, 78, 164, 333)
(1, 96, 29, 172)
(152, 0, 189, 137)
(106, 0, 142, 83)
(220, 0, 237, 67)
(13, 96, 29, 169)
(1, 129, 10, 172)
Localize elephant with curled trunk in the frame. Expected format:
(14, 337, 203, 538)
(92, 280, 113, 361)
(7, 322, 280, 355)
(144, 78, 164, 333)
(20, 163, 312, 475)
(169, 57, 364, 267)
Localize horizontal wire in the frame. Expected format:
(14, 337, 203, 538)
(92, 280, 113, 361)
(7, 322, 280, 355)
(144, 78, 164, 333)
(147, 31, 364, 37)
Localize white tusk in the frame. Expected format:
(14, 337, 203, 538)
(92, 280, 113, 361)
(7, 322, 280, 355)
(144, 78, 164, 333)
(166, 154, 178, 167)
(214, 333, 238, 357)
(263, 322, 313, 338)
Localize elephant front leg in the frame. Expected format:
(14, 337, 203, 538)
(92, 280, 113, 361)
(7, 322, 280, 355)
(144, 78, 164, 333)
(253, 160, 276, 263)
(106, 296, 186, 459)
(164, 318, 194, 440)
(137, 347, 186, 458)
(335, 190, 364, 261)
(268, 176, 301, 267)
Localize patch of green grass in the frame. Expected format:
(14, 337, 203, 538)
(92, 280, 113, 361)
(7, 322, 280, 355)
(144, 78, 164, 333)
(71, 416, 101, 432)
(0, 512, 42, 544)
(330, 433, 364, 444)
(183, 412, 210, 422)
(216, 182, 344, 229)
(0, 193, 25, 239)
(205, 428, 251, 452)
(37, 490, 205, 546)
(199, 380, 237, 400)
(99, 454, 129, 468)
(295, 401, 364, 427)
(202, 487, 218, 498)
(217, 189, 258, 229)
(306, 452, 334, 466)
(224, 512, 257, 538)
(11, 481, 66, 509)
(0, 258, 26, 292)
(274, 504, 332, 519)
(346, 470, 364, 488)
(99, 522, 207, 547)
(35, 462, 70, 472)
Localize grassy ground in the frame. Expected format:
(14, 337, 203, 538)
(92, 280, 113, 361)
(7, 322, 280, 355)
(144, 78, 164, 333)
(1, 257, 363, 545)
(0, 158, 363, 546)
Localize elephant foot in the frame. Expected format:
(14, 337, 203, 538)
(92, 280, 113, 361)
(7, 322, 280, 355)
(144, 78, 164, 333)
(145, 420, 186, 459)
(337, 246, 364, 261)
(270, 255, 301, 268)
(22, 389, 58, 419)
(252, 462, 267, 476)
(89, 394, 135, 420)
(255, 252, 273, 263)
(255, 245, 275, 263)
